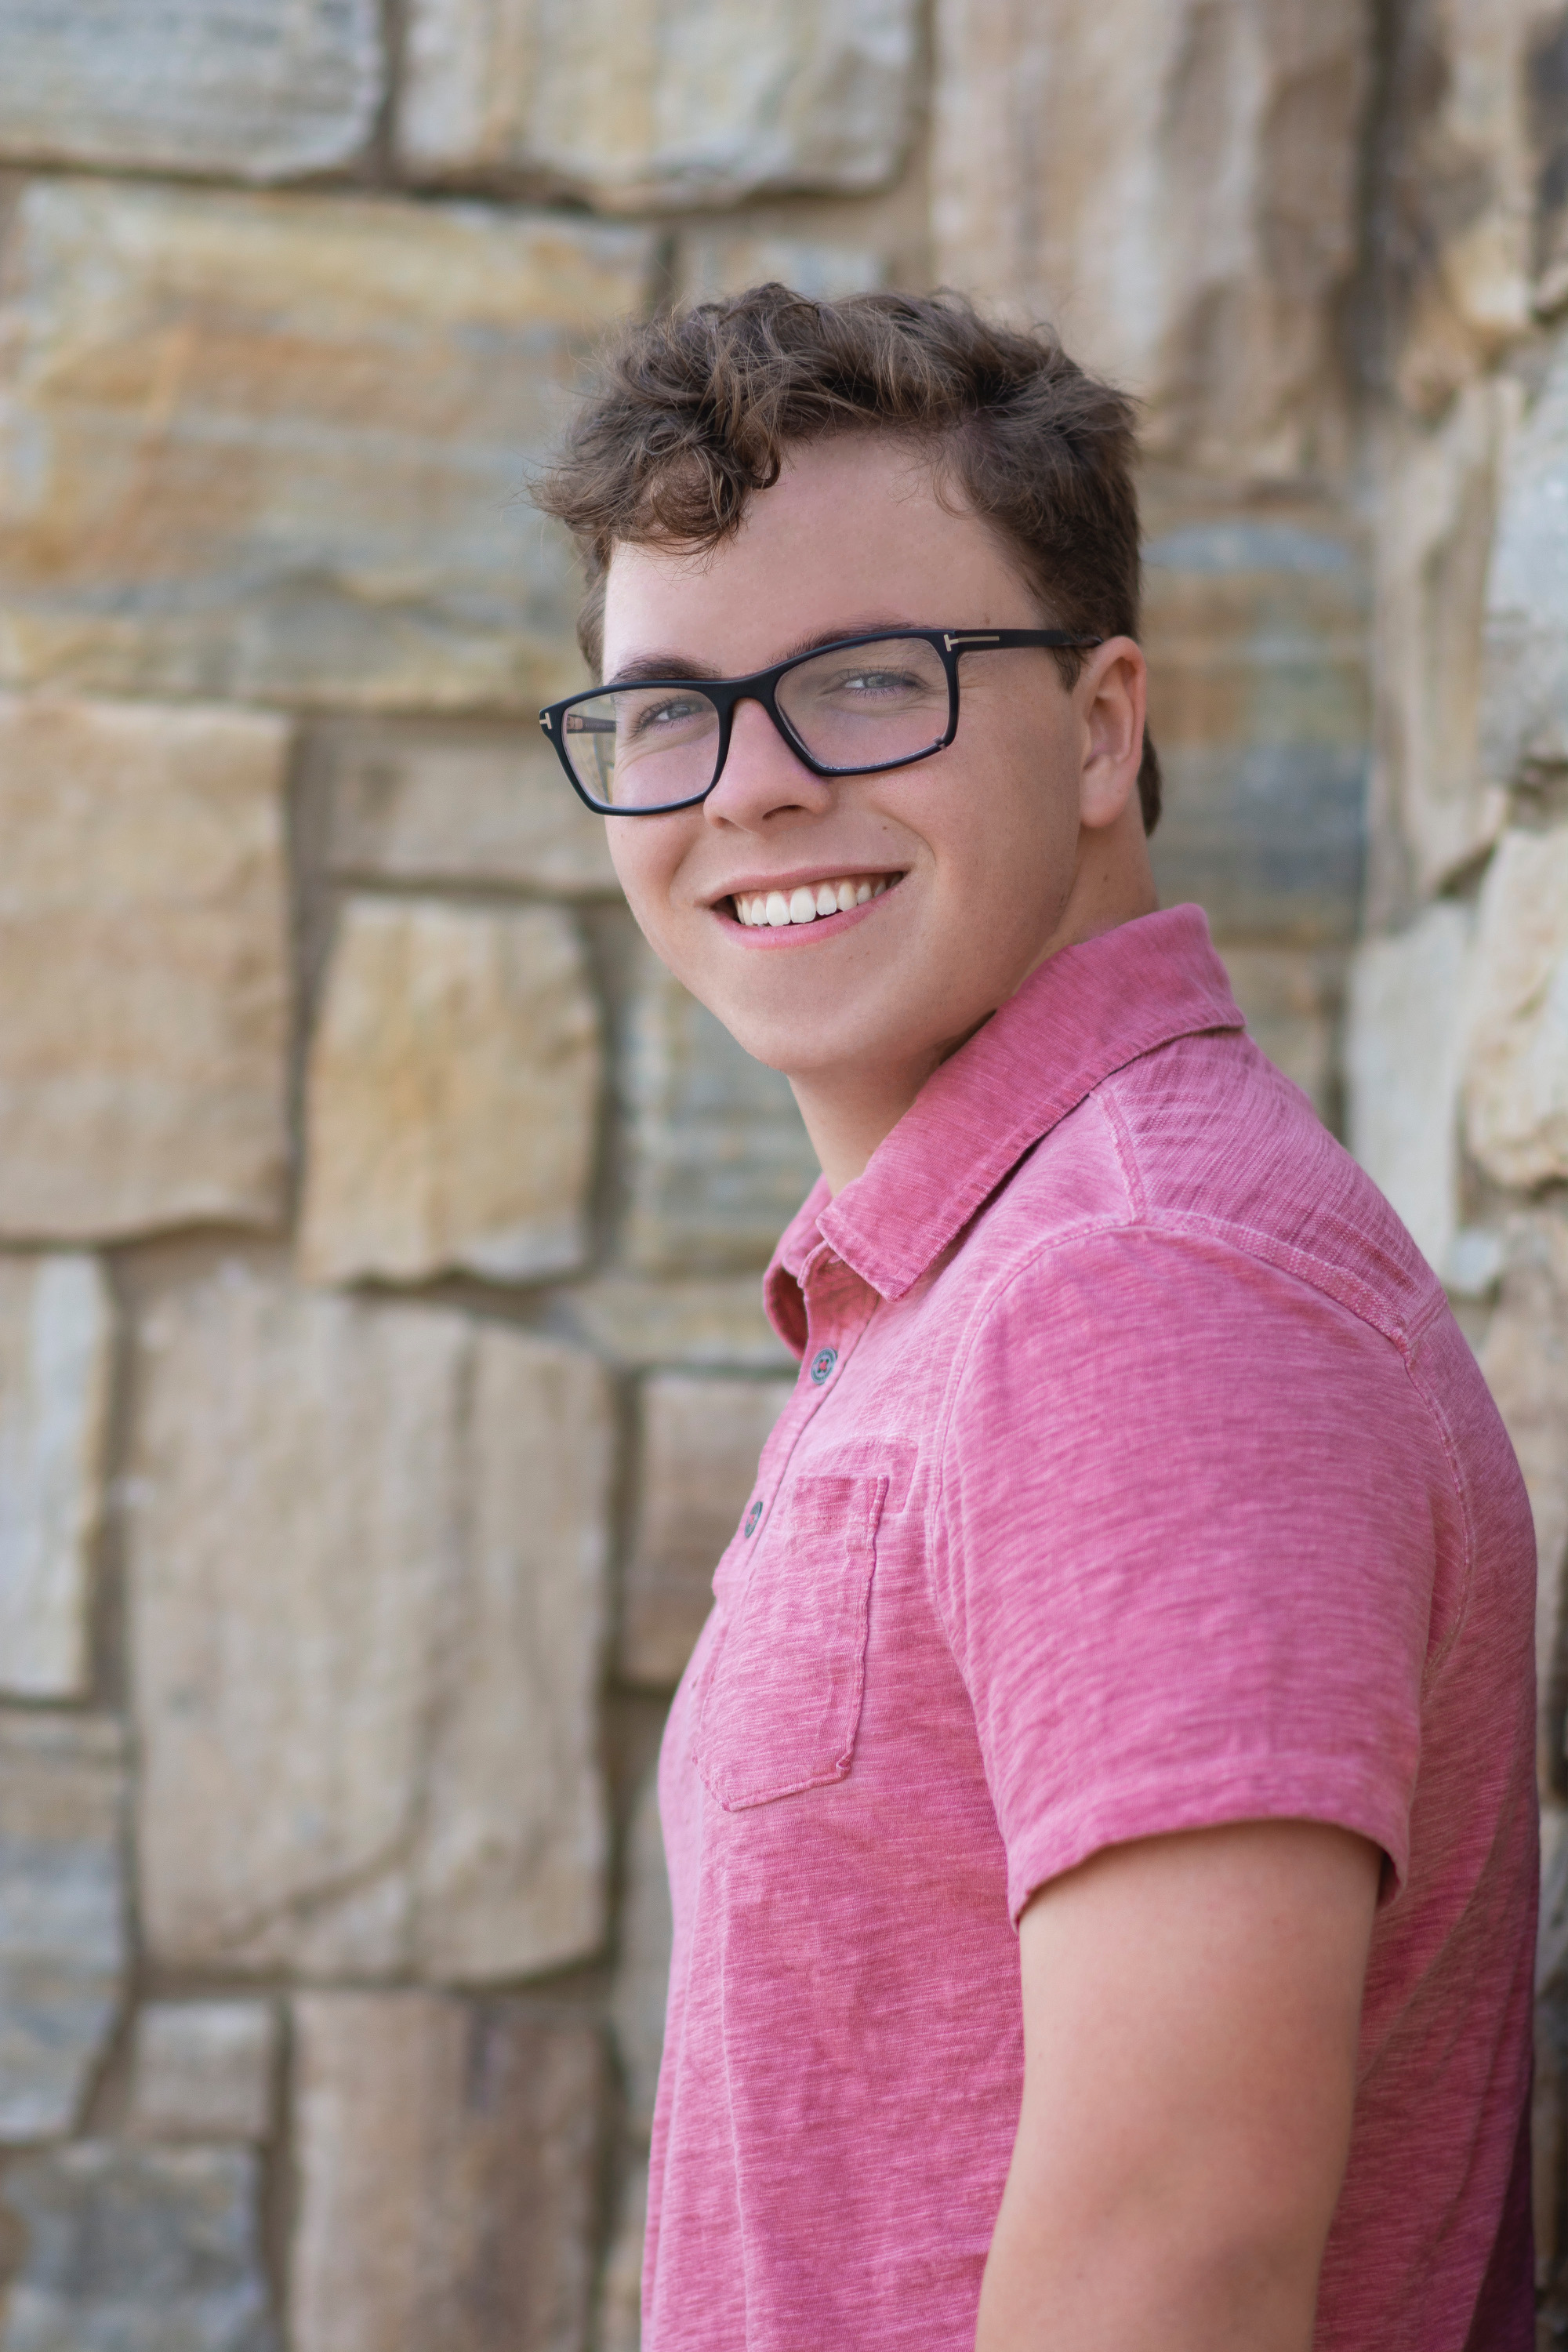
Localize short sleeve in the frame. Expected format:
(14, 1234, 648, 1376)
(931, 1227, 1443, 1926)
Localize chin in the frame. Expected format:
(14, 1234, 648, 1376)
(691, 980, 811, 1063)
(713, 1012, 822, 1076)
(719, 1006, 893, 1086)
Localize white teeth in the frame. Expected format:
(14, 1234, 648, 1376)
(732, 877, 895, 927)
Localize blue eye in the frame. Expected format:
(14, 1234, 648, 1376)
(630, 694, 707, 734)
(639, 696, 705, 724)
(847, 670, 917, 691)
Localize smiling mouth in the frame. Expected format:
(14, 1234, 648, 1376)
(729, 873, 899, 928)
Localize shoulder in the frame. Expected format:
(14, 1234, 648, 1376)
(930, 1028, 1456, 1504)
(955, 1023, 1446, 1366)
(1098, 1027, 1444, 1344)
(941, 1219, 1430, 1468)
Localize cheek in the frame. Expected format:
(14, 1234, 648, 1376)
(967, 713, 1079, 860)
(606, 819, 686, 943)
(917, 752, 1067, 894)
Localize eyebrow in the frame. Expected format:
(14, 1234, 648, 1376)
(604, 620, 920, 688)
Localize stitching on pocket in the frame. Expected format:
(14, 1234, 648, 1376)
(695, 1474, 888, 1813)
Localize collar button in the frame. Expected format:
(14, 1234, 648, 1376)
(809, 1346, 838, 1385)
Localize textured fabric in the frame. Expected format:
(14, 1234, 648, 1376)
(644, 906, 1539, 2352)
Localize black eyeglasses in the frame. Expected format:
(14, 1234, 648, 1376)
(538, 626, 1102, 815)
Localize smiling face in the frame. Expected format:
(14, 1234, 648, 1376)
(600, 433, 1155, 1189)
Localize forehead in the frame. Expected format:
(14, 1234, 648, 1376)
(600, 435, 1035, 676)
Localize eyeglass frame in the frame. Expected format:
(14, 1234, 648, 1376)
(536, 626, 1105, 815)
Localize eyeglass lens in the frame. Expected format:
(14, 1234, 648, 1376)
(560, 637, 952, 810)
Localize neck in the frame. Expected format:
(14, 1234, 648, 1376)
(791, 1054, 956, 1200)
(793, 817, 1158, 1196)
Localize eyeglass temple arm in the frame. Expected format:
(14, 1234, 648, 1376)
(942, 630, 1103, 652)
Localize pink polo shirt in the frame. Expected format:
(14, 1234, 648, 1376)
(644, 906, 1538, 2352)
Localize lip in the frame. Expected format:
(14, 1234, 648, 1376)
(710, 869, 907, 948)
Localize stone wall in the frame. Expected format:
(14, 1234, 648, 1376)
(0, 2, 1562, 2343)
(1338, 7, 1568, 2326)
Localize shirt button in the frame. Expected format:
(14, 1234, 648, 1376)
(810, 1346, 838, 1385)
(743, 1500, 763, 1537)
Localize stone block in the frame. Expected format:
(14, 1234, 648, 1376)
(125, 2004, 278, 2144)
(1367, 1, 1563, 418)
(0, 693, 290, 1243)
(1479, 1213, 1568, 1785)
(0, 180, 653, 710)
(289, 1991, 601, 2352)
(397, 0, 920, 210)
(0, 1254, 112, 1699)
(1372, 380, 1518, 908)
(1534, 12, 1568, 318)
(931, 0, 1367, 476)
(0, 1713, 126, 2142)
(550, 1276, 793, 1370)
(595, 2158, 648, 2352)
(126, 1263, 611, 1980)
(1464, 824, 1568, 1190)
(678, 234, 890, 303)
(1221, 949, 1342, 1127)
(318, 722, 619, 895)
(1346, 903, 1473, 1279)
(1151, 745, 1368, 945)
(620, 949, 821, 1273)
(1143, 512, 1370, 944)
(0, 0, 382, 181)
(299, 898, 602, 1288)
(1481, 329, 1568, 797)
(612, 1770, 672, 2135)
(622, 1373, 793, 1685)
(0, 2144, 274, 2352)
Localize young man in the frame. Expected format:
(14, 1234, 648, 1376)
(536, 289, 1538, 2350)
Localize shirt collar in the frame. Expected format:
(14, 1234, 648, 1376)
(764, 906, 1243, 1341)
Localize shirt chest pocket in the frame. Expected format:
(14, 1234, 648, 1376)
(695, 1472, 887, 1812)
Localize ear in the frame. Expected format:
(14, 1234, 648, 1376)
(1076, 638, 1148, 831)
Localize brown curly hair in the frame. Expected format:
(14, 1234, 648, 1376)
(534, 285, 1160, 833)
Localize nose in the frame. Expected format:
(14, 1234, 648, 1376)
(702, 695, 834, 832)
